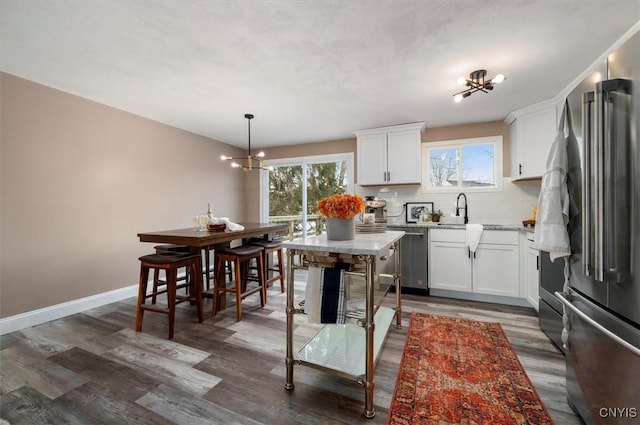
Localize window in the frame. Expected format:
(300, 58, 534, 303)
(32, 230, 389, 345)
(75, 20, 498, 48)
(421, 136, 503, 192)
(260, 153, 354, 239)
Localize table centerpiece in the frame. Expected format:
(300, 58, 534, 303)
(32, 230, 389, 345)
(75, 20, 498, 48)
(317, 193, 365, 240)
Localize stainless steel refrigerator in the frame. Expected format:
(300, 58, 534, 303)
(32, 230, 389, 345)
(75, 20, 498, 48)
(556, 30, 640, 424)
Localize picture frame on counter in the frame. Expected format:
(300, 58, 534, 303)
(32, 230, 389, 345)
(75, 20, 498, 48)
(406, 202, 434, 223)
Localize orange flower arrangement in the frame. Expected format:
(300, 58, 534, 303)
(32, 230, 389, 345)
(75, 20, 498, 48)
(317, 193, 366, 219)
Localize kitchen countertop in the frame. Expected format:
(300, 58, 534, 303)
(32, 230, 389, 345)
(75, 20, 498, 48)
(386, 223, 526, 231)
(282, 230, 404, 255)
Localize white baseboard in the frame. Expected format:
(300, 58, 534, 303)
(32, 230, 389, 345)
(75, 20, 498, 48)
(0, 284, 139, 335)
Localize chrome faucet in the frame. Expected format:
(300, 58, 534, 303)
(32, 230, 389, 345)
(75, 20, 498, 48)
(456, 192, 469, 224)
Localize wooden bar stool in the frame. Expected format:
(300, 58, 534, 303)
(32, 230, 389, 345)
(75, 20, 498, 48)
(152, 245, 191, 303)
(212, 245, 266, 321)
(135, 252, 204, 339)
(154, 244, 224, 298)
(249, 239, 285, 293)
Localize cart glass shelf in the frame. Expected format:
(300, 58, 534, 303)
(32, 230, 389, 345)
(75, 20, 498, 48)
(296, 306, 396, 376)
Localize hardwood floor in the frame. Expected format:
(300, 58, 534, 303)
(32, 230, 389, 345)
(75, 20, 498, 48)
(1, 275, 582, 424)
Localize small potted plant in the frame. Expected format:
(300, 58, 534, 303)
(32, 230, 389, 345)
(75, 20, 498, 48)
(429, 209, 444, 223)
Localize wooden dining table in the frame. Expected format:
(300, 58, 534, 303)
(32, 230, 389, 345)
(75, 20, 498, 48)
(137, 222, 288, 308)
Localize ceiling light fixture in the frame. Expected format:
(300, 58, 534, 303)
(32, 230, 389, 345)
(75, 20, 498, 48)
(453, 69, 505, 102)
(220, 113, 271, 171)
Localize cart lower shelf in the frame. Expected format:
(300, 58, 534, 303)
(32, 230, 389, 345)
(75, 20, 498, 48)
(296, 306, 396, 377)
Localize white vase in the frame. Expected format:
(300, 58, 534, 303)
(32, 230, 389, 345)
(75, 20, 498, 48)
(326, 217, 355, 241)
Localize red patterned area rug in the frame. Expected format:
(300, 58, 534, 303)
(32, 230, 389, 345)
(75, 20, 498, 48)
(386, 313, 554, 425)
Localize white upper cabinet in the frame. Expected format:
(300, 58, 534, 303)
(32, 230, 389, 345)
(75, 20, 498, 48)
(509, 101, 558, 180)
(355, 133, 388, 185)
(355, 122, 425, 186)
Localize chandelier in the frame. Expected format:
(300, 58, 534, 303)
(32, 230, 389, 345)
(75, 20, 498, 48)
(220, 113, 271, 171)
(453, 69, 505, 102)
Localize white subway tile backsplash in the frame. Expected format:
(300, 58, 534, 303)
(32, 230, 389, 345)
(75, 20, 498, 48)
(358, 178, 541, 225)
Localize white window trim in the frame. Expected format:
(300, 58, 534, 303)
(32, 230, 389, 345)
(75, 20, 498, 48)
(259, 152, 355, 222)
(421, 136, 503, 193)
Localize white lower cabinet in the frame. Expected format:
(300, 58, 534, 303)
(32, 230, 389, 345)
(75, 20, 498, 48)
(429, 229, 520, 298)
(522, 232, 540, 310)
(430, 241, 472, 291)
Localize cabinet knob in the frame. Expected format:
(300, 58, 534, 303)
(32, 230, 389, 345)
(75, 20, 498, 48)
(380, 255, 388, 261)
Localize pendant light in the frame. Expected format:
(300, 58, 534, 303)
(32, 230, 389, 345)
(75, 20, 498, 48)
(220, 113, 271, 171)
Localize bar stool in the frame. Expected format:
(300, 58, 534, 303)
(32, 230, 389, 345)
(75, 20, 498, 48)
(154, 244, 191, 253)
(249, 238, 285, 293)
(212, 245, 266, 321)
(152, 245, 191, 304)
(154, 244, 222, 297)
(135, 251, 204, 339)
(201, 245, 235, 298)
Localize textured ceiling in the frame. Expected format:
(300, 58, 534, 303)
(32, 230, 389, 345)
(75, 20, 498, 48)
(1, 1, 639, 148)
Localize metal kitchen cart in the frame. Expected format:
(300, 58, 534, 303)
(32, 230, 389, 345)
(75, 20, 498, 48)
(282, 231, 404, 418)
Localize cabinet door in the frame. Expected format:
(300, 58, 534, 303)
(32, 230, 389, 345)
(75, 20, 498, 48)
(386, 129, 421, 184)
(526, 247, 540, 310)
(513, 105, 557, 180)
(357, 133, 388, 185)
(473, 243, 519, 296)
(429, 241, 472, 292)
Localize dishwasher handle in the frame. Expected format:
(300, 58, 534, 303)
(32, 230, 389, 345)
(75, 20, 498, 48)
(403, 232, 425, 237)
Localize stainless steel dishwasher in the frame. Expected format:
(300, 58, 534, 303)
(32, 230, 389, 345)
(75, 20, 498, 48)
(388, 225, 429, 295)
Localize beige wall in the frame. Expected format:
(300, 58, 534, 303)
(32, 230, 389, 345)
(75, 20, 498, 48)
(0, 73, 245, 318)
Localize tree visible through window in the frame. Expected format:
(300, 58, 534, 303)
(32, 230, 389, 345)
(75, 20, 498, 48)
(269, 162, 347, 217)
(264, 154, 353, 239)
(423, 136, 502, 191)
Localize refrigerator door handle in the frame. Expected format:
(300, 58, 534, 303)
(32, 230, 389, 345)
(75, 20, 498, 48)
(555, 291, 640, 358)
(582, 91, 594, 278)
(594, 85, 605, 280)
(588, 79, 632, 282)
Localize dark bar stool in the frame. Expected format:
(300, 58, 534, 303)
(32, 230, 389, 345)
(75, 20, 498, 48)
(249, 238, 285, 293)
(212, 245, 266, 321)
(154, 244, 191, 253)
(155, 244, 220, 297)
(135, 251, 204, 339)
(152, 245, 191, 303)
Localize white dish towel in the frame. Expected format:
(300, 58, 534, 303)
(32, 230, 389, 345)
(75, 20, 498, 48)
(304, 266, 322, 324)
(465, 224, 484, 252)
(209, 216, 245, 232)
(304, 265, 347, 324)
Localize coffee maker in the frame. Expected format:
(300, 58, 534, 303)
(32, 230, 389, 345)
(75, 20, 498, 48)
(364, 196, 387, 223)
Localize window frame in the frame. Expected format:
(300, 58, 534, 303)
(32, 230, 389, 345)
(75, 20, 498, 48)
(421, 135, 503, 193)
(259, 152, 355, 223)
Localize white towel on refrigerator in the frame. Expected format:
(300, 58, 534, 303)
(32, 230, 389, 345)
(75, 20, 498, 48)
(465, 224, 484, 252)
(533, 99, 581, 262)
